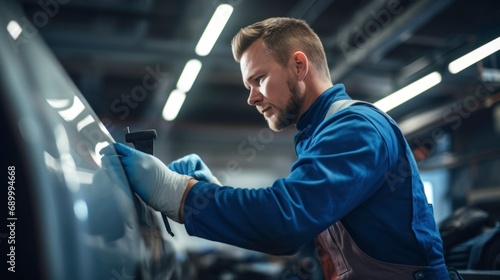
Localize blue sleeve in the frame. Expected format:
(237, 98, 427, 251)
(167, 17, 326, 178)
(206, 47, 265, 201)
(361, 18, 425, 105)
(183, 112, 390, 255)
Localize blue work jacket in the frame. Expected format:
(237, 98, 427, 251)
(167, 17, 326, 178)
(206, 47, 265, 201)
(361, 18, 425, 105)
(183, 84, 446, 268)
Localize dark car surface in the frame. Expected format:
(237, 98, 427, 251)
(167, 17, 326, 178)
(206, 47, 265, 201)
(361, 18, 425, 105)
(0, 1, 181, 279)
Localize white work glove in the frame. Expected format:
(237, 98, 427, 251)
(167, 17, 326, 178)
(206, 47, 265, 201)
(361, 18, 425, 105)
(101, 143, 192, 223)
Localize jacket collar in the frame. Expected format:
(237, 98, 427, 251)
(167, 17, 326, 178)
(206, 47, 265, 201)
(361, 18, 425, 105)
(296, 84, 351, 132)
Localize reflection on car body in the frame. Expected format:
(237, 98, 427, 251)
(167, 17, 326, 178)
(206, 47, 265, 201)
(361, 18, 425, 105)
(0, 0, 182, 279)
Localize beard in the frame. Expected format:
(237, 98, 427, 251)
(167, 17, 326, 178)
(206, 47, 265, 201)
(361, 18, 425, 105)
(266, 78, 303, 132)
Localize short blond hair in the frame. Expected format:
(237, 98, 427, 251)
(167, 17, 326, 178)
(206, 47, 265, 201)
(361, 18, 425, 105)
(231, 17, 330, 80)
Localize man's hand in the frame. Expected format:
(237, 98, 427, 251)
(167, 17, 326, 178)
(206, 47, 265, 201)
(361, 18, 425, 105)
(100, 143, 192, 223)
(168, 154, 221, 185)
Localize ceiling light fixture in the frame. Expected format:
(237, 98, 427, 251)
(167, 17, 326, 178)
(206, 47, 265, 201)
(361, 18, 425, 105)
(374, 71, 442, 112)
(448, 36, 500, 74)
(164, 4, 233, 122)
(177, 59, 202, 92)
(162, 89, 186, 121)
(195, 4, 234, 56)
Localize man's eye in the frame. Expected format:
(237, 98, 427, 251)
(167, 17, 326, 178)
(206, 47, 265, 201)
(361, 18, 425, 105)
(256, 76, 263, 83)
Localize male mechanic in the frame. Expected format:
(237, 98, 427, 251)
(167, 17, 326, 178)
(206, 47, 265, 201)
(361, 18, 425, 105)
(103, 18, 451, 279)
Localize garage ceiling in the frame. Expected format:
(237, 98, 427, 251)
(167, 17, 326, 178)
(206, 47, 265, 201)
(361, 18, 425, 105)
(17, 0, 500, 132)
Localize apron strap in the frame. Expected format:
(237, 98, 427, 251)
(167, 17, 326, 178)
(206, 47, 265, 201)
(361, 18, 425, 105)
(324, 99, 371, 121)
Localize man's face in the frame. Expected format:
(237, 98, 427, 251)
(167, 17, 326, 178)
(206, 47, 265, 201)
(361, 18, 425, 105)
(240, 40, 303, 131)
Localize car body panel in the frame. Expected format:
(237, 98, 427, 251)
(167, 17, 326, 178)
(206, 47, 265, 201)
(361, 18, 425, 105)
(0, 1, 178, 279)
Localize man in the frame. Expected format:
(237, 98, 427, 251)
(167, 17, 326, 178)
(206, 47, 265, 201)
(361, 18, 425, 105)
(102, 18, 450, 279)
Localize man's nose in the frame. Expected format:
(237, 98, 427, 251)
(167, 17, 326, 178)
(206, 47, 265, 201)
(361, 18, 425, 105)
(247, 87, 263, 106)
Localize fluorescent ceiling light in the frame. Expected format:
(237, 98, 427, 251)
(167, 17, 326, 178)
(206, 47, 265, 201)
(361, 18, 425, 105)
(374, 71, 442, 112)
(448, 37, 500, 74)
(162, 89, 186, 121)
(7, 20, 22, 40)
(177, 59, 202, 92)
(195, 4, 234, 56)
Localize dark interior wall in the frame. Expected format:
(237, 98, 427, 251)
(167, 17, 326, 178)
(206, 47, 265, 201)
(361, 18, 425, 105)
(449, 98, 500, 218)
(406, 83, 500, 217)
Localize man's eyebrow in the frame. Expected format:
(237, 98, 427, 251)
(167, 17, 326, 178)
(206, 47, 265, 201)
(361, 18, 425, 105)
(243, 72, 256, 90)
(243, 81, 250, 90)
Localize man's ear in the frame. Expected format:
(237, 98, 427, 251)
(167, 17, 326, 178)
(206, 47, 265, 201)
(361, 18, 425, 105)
(291, 51, 308, 81)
